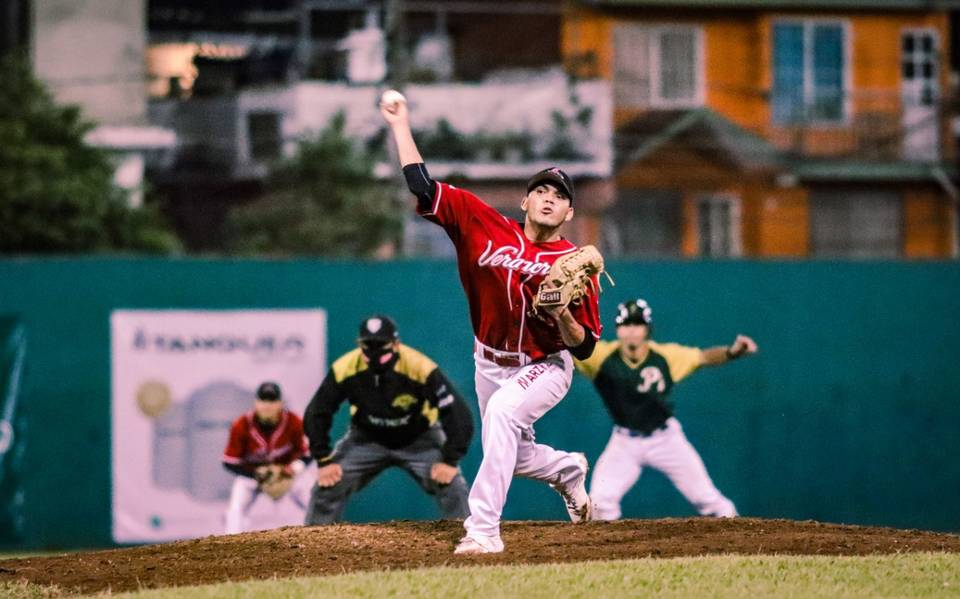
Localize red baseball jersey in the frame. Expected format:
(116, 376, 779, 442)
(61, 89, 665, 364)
(419, 182, 602, 360)
(222, 410, 309, 471)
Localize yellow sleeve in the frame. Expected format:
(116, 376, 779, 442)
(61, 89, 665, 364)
(574, 340, 620, 380)
(394, 344, 438, 384)
(331, 348, 366, 382)
(649, 341, 704, 383)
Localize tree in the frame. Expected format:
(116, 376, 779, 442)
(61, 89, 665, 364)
(225, 111, 403, 257)
(0, 53, 180, 253)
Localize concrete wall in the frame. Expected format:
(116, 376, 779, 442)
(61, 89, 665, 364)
(33, 0, 148, 126)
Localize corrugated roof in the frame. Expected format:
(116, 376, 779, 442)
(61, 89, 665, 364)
(585, 0, 960, 10)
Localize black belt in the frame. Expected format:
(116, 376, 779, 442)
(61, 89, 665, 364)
(615, 423, 668, 437)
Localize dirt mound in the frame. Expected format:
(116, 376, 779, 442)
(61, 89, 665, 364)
(2, 518, 959, 595)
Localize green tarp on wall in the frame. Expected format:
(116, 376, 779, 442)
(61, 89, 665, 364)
(0, 258, 957, 548)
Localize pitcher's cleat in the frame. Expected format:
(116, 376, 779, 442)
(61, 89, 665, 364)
(453, 534, 504, 554)
(550, 452, 592, 523)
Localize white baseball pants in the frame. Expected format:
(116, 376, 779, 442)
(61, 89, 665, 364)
(590, 418, 737, 520)
(464, 342, 586, 539)
(224, 470, 313, 534)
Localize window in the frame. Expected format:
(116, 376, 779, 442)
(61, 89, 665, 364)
(810, 190, 901, 257)
(900, 29, 940, 161)
(247, 112, 283, 162)
(773, 21, 846, 124)
(614, 25, 703, 108)
(697, 195, 742, 257)
(601, 190, 683, 257)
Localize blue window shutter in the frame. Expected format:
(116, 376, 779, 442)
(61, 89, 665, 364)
(773, 24, 805, 124)
(812, 25, 844, 121)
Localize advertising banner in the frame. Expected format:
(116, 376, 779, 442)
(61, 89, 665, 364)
(111, 310, 326, 542)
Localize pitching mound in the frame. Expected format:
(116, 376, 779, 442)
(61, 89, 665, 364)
(2, 518, 959, 595)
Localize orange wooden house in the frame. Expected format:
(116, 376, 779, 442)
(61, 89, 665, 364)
(562, 0, 959, 258)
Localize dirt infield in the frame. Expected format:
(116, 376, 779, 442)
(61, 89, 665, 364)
(2, 518, 960, 595)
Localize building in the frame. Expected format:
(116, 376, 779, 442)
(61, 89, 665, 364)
(145, 0, 609, 252)
(565, 0, 960, 258)
(4, 0, 176, 208)
(143, 0, 959, 258)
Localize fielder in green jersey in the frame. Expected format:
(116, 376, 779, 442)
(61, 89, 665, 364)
(575, 298, 757, 520)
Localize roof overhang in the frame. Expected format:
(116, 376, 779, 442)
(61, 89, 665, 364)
(584, 0, 960, 10)
(793, 160, 959, 183)
(616, 108, 785, 174)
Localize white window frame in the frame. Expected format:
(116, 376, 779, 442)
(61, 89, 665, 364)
(696, 194, 742, 257)
(900, 27, 940, 106)
(772, 18, 853, 127)
(613, 23, 705, 108)
(649, 25, 705, 108)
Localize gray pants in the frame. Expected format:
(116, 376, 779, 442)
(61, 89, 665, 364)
(305, 427, 470, 525)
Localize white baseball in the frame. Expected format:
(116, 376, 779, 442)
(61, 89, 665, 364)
(380, 89, 406, 108)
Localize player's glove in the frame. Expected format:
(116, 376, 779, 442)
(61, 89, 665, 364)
(533, 245, 613, 312)
(254, 464, 294, 501)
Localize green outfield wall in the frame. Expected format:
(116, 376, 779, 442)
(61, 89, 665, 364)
(0, 258, 957, 548)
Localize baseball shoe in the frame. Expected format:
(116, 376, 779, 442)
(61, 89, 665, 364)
(453, 534, 504, 555)
(550, 452, 592, 523)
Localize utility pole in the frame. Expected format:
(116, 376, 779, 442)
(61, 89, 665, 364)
(295, 0, 312, 80)
(384, 0, 408, 90)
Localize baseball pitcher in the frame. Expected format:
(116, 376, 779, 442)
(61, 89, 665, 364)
(221, 382, 313, 534)
(303, 315, 474, 525)
(381, 91, 605, 554)
(576, 299, 757, 520)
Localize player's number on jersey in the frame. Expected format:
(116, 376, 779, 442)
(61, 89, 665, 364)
(637, 366, 666, 393)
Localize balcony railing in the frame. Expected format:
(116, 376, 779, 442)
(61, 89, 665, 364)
(762, 89, 954, 163)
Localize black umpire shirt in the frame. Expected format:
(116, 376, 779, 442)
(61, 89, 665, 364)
(304, 344, 473, 466)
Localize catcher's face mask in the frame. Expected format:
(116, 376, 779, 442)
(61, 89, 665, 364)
(360, 338, 399, 372)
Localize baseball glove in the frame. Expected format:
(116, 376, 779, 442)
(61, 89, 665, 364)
(533, 245, 613, 312)
(254, 464, 293, 501)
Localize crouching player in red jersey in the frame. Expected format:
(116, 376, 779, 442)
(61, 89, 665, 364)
(222, 382, 312, 533)
(381, 93, 603, 554)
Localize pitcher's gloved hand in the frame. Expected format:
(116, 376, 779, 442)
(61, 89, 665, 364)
(533, 245, 612, 313)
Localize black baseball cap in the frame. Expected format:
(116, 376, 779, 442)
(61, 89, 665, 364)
(256, 381, 282, 401)
(527, 167, 575, 204)
(358, 314, 399, 342)
(615, 299, 653, 327)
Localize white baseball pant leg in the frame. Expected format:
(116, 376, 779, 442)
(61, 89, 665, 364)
(590, 428, 644, 521)
(464, 350, 585, 539)
(645, 419, 737, 517)
(224, 475, 261, 534)
(288, 467, 315, 512)
(590, 418, 736, 520)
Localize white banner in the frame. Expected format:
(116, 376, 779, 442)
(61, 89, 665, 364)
(111, 309, 326, 543)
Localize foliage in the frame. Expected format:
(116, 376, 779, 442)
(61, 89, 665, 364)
(224, 111, 402, 257)
(544, 110, 585, 161)
(0, 53, 180, 254)
(415, 118, 473, 160)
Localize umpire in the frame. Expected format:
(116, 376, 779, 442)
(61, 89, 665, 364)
(303, 314, 473, 524)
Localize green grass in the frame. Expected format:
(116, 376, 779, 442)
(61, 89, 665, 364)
(4, 553, 959, 598)
(0, 548, 94, 561)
